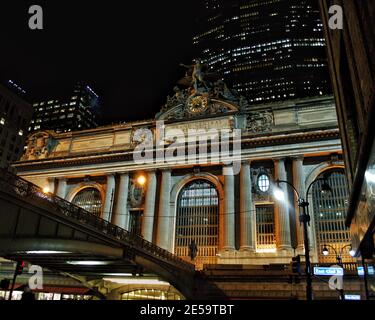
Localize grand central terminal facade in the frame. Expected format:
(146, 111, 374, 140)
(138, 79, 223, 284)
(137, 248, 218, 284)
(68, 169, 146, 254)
(7, 76, 359, 299)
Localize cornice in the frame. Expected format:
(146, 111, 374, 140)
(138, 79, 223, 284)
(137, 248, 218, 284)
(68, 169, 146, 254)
(14, 128, 340, 172)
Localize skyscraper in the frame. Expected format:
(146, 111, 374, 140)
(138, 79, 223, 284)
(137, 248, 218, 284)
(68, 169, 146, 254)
(0, 81, 33, 168)
(194, 0, 332, 103)
(30, 82, 100, 133)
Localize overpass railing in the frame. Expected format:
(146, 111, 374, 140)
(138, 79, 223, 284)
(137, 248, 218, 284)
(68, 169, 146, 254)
(0, 169, 195, 273)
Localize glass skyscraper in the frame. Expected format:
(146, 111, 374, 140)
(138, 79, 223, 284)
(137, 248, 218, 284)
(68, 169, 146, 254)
(194, 0, 331, 103)
(30, 82, 100, 133)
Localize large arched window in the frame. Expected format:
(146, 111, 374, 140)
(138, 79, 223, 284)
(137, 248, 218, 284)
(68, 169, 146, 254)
(312, 169, 352, 263)
(175, 180, 219, 261)
(121, 289, 183, 300)
(72, 188, 102, 216)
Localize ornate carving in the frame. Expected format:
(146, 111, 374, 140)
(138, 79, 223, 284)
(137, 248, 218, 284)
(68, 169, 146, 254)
(128, 179, 145, 208)
(22, 131, 59, 160)
(246, 110, 274, 134)
(156, 62, 251, 121)
(130, 127, 153, 146)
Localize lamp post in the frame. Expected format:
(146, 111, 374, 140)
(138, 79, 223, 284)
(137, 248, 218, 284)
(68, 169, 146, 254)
(321, 244, 356, 300)
(321, 244, 356, 265)
(274, 177, 332, 301)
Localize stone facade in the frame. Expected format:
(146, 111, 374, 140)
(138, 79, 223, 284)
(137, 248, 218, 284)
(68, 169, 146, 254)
(14, 94, 345, 268)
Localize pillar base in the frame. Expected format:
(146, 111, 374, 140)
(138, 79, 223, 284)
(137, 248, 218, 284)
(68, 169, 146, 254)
(223, 246, 236, 252)
(277, 245, 293, 252)
(239, 246, 255, 252)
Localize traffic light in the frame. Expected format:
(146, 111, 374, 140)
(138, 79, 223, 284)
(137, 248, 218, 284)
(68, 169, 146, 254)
(0, 279, 10, 290)
(291, 255, 301, 274)
(15, 261, 25, 275)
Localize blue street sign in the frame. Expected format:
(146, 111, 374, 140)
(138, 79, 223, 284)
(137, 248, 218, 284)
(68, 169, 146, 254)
(313, 266, 344, 276)
(357, 266, 365, 276)
(368, 266, 374, 275)
(344, 294, 361, 300)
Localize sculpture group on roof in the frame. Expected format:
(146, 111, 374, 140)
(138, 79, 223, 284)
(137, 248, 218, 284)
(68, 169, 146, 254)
(160, 59, 250, 115)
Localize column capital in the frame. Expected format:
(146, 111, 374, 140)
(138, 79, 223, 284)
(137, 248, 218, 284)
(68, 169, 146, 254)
(291, 155, 304, 162)
(117, 172, 129, 176)
(222, 165, 235, 176)
(272, 157, 287, 164)
(145, 169, 156, 173)
(241, 160, 251, 166)
(57, 177, 67, 182)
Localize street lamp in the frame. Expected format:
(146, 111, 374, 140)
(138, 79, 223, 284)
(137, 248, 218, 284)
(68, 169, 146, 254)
(320, 244, 354, 300)
(274, 177, 332, 301)
(136, 174, 146, 186)
(321, 244, 356, 265)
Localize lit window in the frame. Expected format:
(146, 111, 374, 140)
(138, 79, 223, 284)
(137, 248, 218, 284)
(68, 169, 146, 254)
(176, 180, 219, 260)
(258, 174, 270, 192)
(0, 118, 5, 125)
(72, 188, 102, 216)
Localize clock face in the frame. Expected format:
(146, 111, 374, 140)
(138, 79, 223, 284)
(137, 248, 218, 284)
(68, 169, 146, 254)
(186, 95, 209, 115)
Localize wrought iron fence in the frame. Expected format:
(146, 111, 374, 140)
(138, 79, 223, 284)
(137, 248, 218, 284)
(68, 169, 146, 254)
(0, 169, 195, 272)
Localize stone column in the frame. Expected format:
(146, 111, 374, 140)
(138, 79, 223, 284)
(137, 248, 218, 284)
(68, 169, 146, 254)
(112, 173, 129, 229)
(156, 170, 171, 251)
(240, 161, 255, 251)
(274, 159, 292, 250)
(103, 174, 116, 222)
(47, 177, 55, 194)
(223, 166, 235, 251)
(142, 171, 157, 242)
(292, 157, 306, 250)
(56, 178, 67, 199)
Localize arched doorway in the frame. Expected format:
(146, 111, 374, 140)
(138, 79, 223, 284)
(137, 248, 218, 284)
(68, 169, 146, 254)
(312, 169, 353, 263)
(72, 188, 102, 216)
(175, 180, 219, 266)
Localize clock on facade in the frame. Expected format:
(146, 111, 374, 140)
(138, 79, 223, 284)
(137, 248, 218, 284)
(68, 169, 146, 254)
(186, 95, 209, 115)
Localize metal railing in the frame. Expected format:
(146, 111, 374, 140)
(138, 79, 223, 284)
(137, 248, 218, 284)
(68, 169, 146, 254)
(0, 169, 195, 273)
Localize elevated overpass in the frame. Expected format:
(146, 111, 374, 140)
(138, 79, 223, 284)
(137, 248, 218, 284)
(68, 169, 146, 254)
(0, 169, 225, 299)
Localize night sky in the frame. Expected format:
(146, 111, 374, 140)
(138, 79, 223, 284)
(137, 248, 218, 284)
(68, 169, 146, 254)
(0, 1, 203, 124)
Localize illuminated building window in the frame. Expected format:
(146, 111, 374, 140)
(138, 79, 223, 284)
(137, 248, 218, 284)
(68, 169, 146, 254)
(121, 289, 182, 300)
(256, 204, 276, 251)
(257, 174, 270, 192)
(312, 169, 353, 263)
(72, 188, 102, 216)
(175, 180, 219, 260)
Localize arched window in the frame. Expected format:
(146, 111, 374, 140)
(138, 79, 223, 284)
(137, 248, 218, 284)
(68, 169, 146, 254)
(121, 289, 183, 300)
(175, 180, 219, 261)
(312, 169, 352, 263)
(72, 188, 102, 216)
